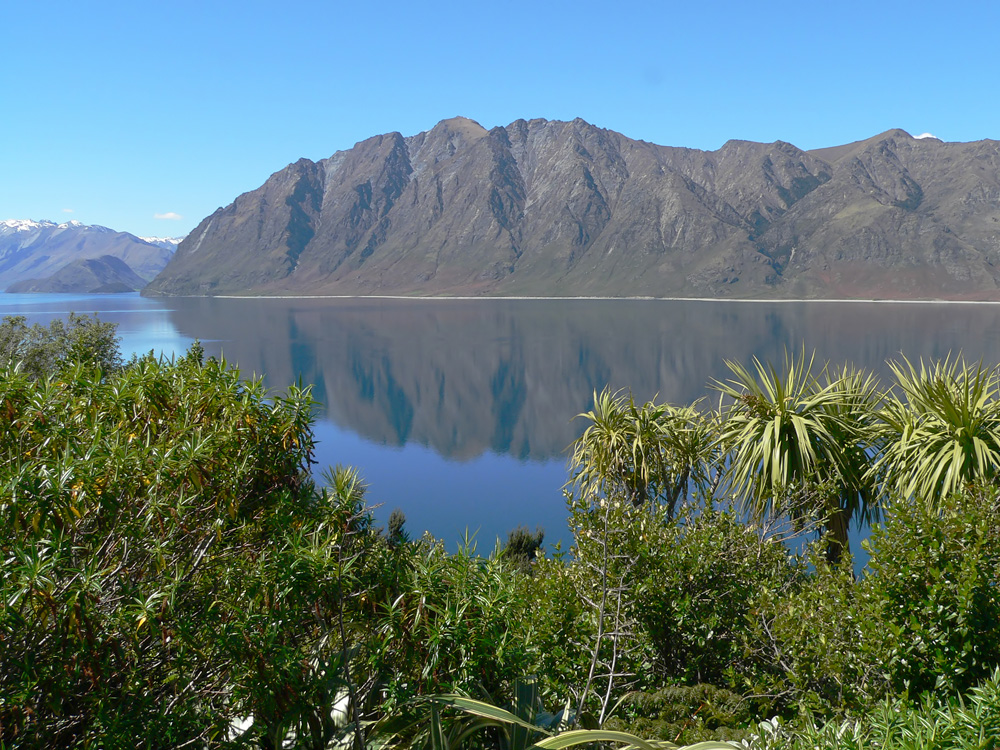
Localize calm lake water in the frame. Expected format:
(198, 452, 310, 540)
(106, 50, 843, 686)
(7, 292, 1000, 555)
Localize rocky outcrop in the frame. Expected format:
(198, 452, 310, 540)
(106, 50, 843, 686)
(145, 119, 1000, 300)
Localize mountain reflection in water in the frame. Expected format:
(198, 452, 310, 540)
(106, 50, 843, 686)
(165, 296, 1000, 462)
(7, 293, 1000, 550)
(162, 296, 1000, 553)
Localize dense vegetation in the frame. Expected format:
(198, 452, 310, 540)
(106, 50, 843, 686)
(4, 317, 1000, 748)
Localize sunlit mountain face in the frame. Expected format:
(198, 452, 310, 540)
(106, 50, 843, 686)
(148, 119, 1000, 301)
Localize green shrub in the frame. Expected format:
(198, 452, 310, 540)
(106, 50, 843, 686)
(743, 667, 1000, 749)
(751, 548, 885, 714)
(862, 490, 1000, 698)
(520, 549, 595, 705)
(605, 683, 753, 745)
(749, 489, 1000, 718)
(387, 507, 410, 547)
(0, 345, 374, 748)
(501, 525, 545, 573)
(369, 535, 538, 706)
(0, 312, 122, 378)
(632, 506, 802, 690)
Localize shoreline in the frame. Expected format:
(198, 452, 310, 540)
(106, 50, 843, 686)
(203, 293, 1000, 306)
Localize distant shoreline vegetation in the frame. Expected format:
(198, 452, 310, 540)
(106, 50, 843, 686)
(4, 314, 1000, 748)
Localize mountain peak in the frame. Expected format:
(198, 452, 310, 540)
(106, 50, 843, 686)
(3, 218, 116, 234)
(2, 219, 57, 232)
(432, 116, 487, 139)
(138, 235, 185, 247)
(875, 128, 915, 141)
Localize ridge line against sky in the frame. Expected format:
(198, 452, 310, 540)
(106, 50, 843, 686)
(3, 0, 998, 239)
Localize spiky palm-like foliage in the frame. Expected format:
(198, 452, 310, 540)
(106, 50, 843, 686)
(714, 352, 880, 564)
(875, 356, 1000, 504)
(568, 388, 719, 517)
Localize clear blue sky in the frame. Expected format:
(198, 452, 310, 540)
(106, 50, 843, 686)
(4, 0, 998, 238)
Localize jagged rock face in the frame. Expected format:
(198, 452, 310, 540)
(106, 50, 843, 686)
(755, 132, 1000, 297)
(145, 119, 1000, 299)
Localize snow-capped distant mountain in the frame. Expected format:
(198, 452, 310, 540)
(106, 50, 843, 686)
(138, 235, 185, 252)
(0, 219, 180, 292)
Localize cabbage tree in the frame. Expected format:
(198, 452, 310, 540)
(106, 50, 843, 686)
(874, 356, 1000, 503)
(568, 388, 719, 518)
(715, 352, 880, 565)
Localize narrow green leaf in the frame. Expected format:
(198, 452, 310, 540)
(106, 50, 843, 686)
(529, 729, 669, 750)
(425, 694, 550, 736)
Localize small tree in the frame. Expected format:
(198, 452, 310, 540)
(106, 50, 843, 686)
(0, 312, 122, 378)
(875, 356, 1000, 504)
(387, 508, 410, 548)
(715, 352, 880, 565)
(568, 388, 718, 519)
(502, 525, 545, 573)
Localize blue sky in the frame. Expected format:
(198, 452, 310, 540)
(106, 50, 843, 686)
(4, 0, 998, 238)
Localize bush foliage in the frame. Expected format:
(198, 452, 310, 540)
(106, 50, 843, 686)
(5, 322, 1000, 748)
(0, 312, 122, 378)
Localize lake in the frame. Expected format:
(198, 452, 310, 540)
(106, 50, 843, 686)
(7, 292, 1000, 555)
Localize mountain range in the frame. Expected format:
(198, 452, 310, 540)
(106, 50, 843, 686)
(0, 220, 179, 293)
(144, 117, 1000, 300)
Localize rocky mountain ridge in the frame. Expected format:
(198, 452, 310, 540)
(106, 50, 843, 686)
(143, 118, 1000, 299)
(0, 220, 179, 292)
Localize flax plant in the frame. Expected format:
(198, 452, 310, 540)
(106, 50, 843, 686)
(388, 682, 745, 750)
